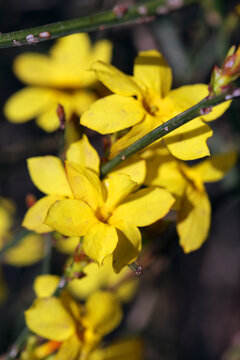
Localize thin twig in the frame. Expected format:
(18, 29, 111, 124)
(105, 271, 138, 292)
(100, 88, 240, 177)
(0, 0, 196, 49)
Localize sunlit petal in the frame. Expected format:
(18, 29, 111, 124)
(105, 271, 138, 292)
(27, 156, 72, 196)
(81, 94, 144, 134)
(83, 222, 118, 265)
(110, 187, 175, 227)
(45, 199, 98, 237)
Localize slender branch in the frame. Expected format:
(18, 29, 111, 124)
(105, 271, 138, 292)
(0, 0, 196, 49)
(100, 88, 240, 177)
(0, 229, 30, 257)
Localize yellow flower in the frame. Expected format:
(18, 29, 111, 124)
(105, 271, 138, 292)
(22, 134, 146, 235)
(144, 146, 237, 252)
(67, 255, 139, 303)
(0, 197, 45, 267)
(25, 279, 123, 360)
(21, 328, 143, 360)
(44, 161, 174, 271)
(4, 34, 112, 132)
(22, 135, 160, 271)
(81, 50, 230, 160)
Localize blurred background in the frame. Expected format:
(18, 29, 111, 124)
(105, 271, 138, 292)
(0, 1, 240, 359)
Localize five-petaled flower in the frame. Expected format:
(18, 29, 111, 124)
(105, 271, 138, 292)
(22, 135, 175, 272)
(81, 50, 230, 160)
(25, 276, 123, 360)
(4, 33, 112, 132)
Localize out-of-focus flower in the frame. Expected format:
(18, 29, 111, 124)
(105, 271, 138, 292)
(0, 197, 45, 267)
(25, 279, 123, 360)
(81, 50, 230, 160)
(68, 255, 138, 303)
(144, 145, 237, 252)
(4, 34, 112, 132)
(35, 254, 138, 303)
(21, 327, 144, 360)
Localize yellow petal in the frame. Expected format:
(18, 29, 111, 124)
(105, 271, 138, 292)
(66, 135, 100, 174)
(193, 151, 237, 183)
(110, 187, 175, 227)
(27, 156, 72, 197)
(22, 195, 63, 233)
(92, 39, 113, 64)
(91, 61, 142, 97)
(83, 222, 118, 265)
(201, 101, 231, 121)
(81, 94, 144, 134)
(89, 338, 144, 360)
(164, 118, 213, 160)
(55, 334, 80, 360)
(144, 149, 187, 200)
(50, 33, 91, 66)
(4, 233, 46, 266)
(13, 53, 57, 86)
(65, 161, 103, 210)
(14, 35, 92, 88)
(36, 106, 61, 132)
(177, 186, 211, 253)
(68, 256, 137, 302)
(169, 84, 208, 109)
(110, 220, 142, 273)
(68, 261, 109, 300)
(45, 199, 98, 237)
(60, 290, 82, 322)
(112, 154, 146, 185)
(25, 297, 75, 341)
(72, 90, 98, 116)
(178, 162, 204, 192)
(169, 84, 231, 121)
(134, 50, 172, 98)
(34, 275, 60, 298)
(56, 236, 80, 255)
(102, 173, 137, 214)
(83, 291, 122, 335)
(4, 87, 54, 123)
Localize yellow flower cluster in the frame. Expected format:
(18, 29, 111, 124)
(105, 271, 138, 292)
(2, 34, 237, 360)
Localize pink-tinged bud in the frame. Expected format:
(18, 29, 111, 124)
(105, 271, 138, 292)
(209, 45, 240, 95)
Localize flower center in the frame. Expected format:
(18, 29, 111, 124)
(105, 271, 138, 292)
(142, 92, 174, 118)
(95, 207, 112, 223)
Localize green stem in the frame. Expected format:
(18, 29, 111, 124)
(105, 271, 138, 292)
(100, 88, 240, 177)
(0, 229, 30, 257)
(0, 0, 196, 49)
